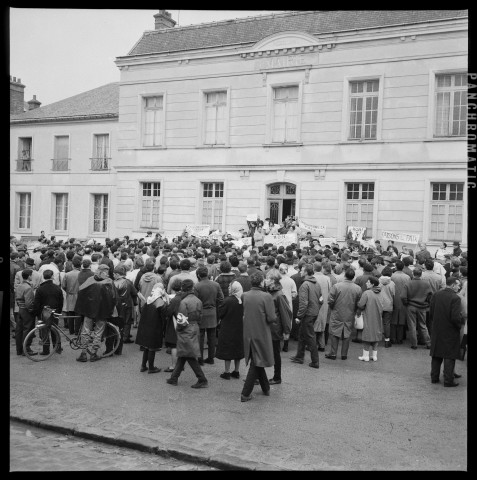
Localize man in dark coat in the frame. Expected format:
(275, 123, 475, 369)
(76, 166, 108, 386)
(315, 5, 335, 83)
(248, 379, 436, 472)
(74, 264, 118, 362)
(77, 258, 95, 286)
(429, 276, 463, 387)
(289, 260, 306, 341)
(193, 266, 224, 365)
(240, 272, 277, 402)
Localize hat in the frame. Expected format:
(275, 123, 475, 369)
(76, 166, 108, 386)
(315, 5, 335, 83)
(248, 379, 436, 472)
(351, 252, 359, 258)
(25, 258, 35, 266)
(239, 228, 245, 231)
(453, 241, 460, 246)
(97, 264, 110, 272)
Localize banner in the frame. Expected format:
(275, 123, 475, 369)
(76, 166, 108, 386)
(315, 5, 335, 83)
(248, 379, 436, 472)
(297, 220, 326, 234)
(185, 224, 210, 237)
(381, 230, 420, 245)
(263, 233, 297, 248)
(319, 237, 337, 247)
(347, 225, 366, 241)
(246, 213, 258, 222)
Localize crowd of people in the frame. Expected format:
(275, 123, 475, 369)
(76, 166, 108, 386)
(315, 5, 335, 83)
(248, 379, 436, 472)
(10, 226, 468, 400)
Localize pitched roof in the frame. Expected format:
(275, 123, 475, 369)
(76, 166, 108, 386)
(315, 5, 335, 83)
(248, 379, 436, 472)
(127, 10, 468, 57)
(10, 82, 119, 124)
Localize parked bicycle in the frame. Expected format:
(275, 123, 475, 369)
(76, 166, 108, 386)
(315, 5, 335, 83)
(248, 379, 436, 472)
(22, 311, 120, 362)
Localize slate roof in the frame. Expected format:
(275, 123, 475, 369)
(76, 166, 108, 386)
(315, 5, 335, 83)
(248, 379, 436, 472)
(10, 82, 119, 124)
(127, 10, 468, 57)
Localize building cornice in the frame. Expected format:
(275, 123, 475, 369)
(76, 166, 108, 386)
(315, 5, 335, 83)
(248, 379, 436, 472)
(10, 113, 118, 125)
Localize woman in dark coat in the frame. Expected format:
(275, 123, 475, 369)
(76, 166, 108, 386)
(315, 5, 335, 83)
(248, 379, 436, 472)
(216, 281, 244, 379)
(135, 282, 168, 374)
(163, 278, 183, 372)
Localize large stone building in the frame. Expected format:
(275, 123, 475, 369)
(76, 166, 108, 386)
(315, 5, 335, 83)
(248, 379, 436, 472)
(11, 10, 468, 248)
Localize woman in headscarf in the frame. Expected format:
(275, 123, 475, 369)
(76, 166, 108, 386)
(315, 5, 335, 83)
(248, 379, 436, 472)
(135, 282, 169, 374)
(216, 281, 244, 379)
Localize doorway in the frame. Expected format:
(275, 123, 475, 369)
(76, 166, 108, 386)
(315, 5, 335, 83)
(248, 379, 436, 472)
(266, 183, 296, 224)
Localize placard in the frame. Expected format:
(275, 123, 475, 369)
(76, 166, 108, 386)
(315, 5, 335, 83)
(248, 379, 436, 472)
(297, 220, 327, 234)
(185, 224, 210, 237)
(347, 225, 366, 241)
(318, 237, 337, 247)
(263, 233, 297, 248)
(299, 240, 311, 250)
(246, 213, 258, 222)
(381, 230, 420, 245)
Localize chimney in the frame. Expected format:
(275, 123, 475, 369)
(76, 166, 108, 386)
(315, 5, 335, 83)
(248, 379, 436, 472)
(154, 10, 176, 29)
(27, 95, 42, 110)
(10, 75, 26, 114)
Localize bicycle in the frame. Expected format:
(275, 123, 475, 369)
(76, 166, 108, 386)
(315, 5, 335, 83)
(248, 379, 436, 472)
(22, 313, 121, 362)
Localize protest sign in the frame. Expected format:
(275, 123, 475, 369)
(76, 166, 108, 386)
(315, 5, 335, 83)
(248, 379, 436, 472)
(299, 240, 311, 250)
(185, 224, 210, 237)
(297, 220, 326, 234)
(264, 233, 297, 248)
(246, 213, 258, 222)
(319, 237, 337, 247)
(381, 231, 420, 245)
(241, 237, 252, 247)
(347, 225, 366, 241)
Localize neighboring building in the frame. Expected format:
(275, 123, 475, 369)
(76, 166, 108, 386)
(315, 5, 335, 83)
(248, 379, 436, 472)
(10, 10, 468, 249)
(10, 83, 119, 241)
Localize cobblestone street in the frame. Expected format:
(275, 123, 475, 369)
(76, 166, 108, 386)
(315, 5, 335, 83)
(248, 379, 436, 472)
(10, 420, 216, 471)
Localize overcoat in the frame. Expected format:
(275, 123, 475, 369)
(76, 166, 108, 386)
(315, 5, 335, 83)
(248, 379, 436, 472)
(357, 286, 384, 343)
(193, 278, 224, 329)
(75, 276, 118, 320)
(176, 292, 202, 358)
(268, 287, 292, 341)
(216, 295, 244, 360)
(429, 288, 462, 359)
(135, 299, 166, 351)
(328, 279, 362, 338)
(215, 272, 237, 298)
(62, 268, 80, 312)
(390, 271, 410, 326)
(313, 273, 330, 332)
(242, 287, 276, 367)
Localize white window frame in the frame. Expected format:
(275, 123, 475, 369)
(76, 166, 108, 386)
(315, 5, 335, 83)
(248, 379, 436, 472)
(52, 192, 69, 233)
(91, 193, 109, 234)
(18, 137, 33, 159)
(138, 93, 167, 148)
(197, 87, 231, 147)
(265, 81, 303, 145)
(341, 74, 384, 142)
(427, 69, 467, 139)
(194, 179, 226, 232)
(53, 134, 70, 159)
(137, 180, 164, 231)
(16, 192, 32, 232)
(91, 132, 111, 169)
(200, 182, 225, 231)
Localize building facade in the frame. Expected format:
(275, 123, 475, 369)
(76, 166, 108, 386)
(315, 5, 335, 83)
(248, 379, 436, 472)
(11, 10, 468, 248)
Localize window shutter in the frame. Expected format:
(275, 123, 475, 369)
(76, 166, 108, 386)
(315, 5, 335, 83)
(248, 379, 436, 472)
(55, 137, 69, 159)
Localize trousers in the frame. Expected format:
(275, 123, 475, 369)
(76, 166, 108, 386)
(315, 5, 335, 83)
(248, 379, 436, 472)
(329, 330, 351, 357)
(295, 316, 319, 364)
(382, 311, 392, 339)
(242, 351, 270, 397)
(79, 316, 106, 354)
(431, 356, 456, 385)
(15, 307, 35, 354)
(170, 357, 207, 382)
(407, 306, 430, 347)
(271, 339, 282, 381)
(199, 327, 216, 360)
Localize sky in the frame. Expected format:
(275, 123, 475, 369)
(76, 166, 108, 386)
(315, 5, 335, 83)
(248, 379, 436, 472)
(9, 9, 287, 106)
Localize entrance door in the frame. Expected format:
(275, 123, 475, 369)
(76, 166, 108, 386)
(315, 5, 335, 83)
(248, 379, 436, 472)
(269, 201, 280, 224)
(267, 183, 296, 223)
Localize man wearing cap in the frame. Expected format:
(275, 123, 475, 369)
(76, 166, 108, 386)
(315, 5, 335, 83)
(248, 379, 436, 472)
(74, 264, 119, 362)
(416, 242, 431, 264)
(15, 269, 36, 356)
(452, 241, 462, 257)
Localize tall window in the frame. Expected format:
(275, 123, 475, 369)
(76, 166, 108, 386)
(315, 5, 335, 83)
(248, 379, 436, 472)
(345, 183, 374, 235)
(54, 193, 68, 231)
(140, 182, 161, 229)
(92, 134, 110, 170)
(143, 96, 164, 147)
(202, 182, 224, 230)
(435, 73, 467, 137)
(204, 91, 227, 145)
(93, 194, 108, 233)
(53, 135, 69, 170)
(18, 193, 31, 229)
(272, 86, 299, 143)
(430, 183, 464, 241)
(349, 80, 379, 140)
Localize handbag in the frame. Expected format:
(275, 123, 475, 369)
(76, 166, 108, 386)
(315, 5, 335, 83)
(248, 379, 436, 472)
(354, 313, 364, 330)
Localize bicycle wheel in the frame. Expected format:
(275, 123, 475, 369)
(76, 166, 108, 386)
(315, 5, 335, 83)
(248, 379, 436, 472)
(23, 325, 59, 362)
(97, 322, 120, 358)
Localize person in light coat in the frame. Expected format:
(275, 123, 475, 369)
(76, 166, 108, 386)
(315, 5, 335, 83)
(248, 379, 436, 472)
(378, 267, 395, 348)
(312, 262, 331, 351)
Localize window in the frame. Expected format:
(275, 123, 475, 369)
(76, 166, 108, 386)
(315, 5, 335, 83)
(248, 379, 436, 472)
(143, 96, 164, 147)
(140, 182, 161, 229)
(349, 80, 379, 140)
(435, 74, 467, 137)
(92, 134, 110, 170)
(18, 193, 31, 229)
(202, 183, 224, 230)
(53, 135, 69, 171)
(54, 193, 68, 231)
(430, 183, 464, 241)
(17, 137, 32, 171)
(204, 91, 227, 145)
(93, 194, 108, 233)
(345, 183, 374, 235)
(272, 86, 299, 143)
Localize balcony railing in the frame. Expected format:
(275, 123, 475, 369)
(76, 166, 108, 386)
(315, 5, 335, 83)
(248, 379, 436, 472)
(16, 158, 33, 172)
(90, 157, 110, 171)
(51, 158, 70, 171)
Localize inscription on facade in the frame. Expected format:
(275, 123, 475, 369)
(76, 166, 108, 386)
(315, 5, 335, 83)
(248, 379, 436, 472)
(255, 54, 308, 70)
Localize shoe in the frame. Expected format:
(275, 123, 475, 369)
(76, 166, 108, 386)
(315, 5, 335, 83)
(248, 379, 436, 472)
(140, 366, 148, 372)
(204, 358, 215, 365)
(166, 378, 178, 386)
(57, 348, 63, 354)
(191, 381, 208, 389)
(454, 373, 462, 379)
(341, 356, 347, 360)
(370, 350, 377, 362)
(309, 362, 319, 369)
(268, 378, 281, 385)
(411, 346, 418, 350)
(220, 372, 231, 380)
(426, 345, 431, 350)
(444, 382, 459, 387)
(230, 371, 240, 379)
(325, 354, 337, 360)
(282, 345, 288, 352)
(40, 351, 50, 356)
(164, 367, 174, 373)
(114, 351, 122, 356)
(431, 379, 440, 384)
(148, 367, 161, 374)
(123, 340, 134, 344)
(262, 389, 270, 396)
(385, 341, 391, 348)
(198, 358, 204, 366)
(241, 394, 253, 402)
(25, 350, 38, 356)
(290, 357, 304, 364)
(318, 347, 325, 352)
(166, 347, 171, 354)
(76, 352, 88, 362)
(358, 350, 370, 362)
(89, 353, 102, 362)
(351, 338, 362, 343)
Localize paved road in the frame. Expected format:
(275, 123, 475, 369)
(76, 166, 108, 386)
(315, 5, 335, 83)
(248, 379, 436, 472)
(10, 330, 467, 470)
(10, 420, 216, 471)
